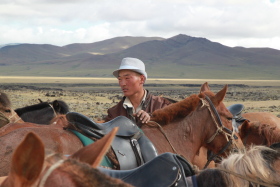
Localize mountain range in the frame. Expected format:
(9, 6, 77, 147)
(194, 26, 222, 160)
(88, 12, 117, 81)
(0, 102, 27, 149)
(1, 34, 280, 79)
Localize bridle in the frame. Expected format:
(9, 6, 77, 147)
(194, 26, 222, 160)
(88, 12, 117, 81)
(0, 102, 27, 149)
(0, 109, 22, 125)
(48, 103, 58, 117)
(202, 96, 238, 169)
(38, 159, 65, 187)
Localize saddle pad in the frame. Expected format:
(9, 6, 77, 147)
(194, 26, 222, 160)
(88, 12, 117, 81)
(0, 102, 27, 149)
(68, 129, 113, 168)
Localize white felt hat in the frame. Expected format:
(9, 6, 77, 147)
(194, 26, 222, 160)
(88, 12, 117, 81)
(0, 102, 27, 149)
(113, 57, 147, 79)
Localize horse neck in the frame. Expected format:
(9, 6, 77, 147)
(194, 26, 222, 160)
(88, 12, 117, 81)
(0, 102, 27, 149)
(40, 158, 131, 187)
(144, 107, 212, 163)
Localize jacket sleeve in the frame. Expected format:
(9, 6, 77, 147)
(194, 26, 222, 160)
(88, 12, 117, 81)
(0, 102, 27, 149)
(104, 108, 114, 122)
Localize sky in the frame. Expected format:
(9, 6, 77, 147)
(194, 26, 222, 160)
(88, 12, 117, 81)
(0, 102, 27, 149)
(1, 0, 280, 49)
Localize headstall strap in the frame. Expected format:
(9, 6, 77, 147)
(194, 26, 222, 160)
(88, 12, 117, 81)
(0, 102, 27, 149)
(201, 96, 236, 169)
(38, 159, 65, 187)
(49, 103, 58, 117)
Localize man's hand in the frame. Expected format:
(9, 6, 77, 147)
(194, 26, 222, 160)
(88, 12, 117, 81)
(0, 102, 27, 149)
(134, 110, 150, 123)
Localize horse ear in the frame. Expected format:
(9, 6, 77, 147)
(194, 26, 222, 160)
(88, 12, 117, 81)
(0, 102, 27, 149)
(200, 82, 210, 93)
(52, 100, 60, 111)
(70, 127, 118, 168)
(214, 84, 227, 104)
(239, 120, 250, 138)
(9, 132, 45, 186)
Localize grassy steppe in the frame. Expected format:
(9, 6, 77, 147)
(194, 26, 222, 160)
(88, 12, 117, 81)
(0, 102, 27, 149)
(1, 76, 280, 120)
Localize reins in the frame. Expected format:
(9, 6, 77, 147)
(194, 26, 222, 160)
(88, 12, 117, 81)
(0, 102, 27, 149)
(38, 160, 64, 187)
(147, 121, 178, 154)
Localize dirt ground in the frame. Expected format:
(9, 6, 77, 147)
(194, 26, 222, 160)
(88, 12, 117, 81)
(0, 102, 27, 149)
(1, 78, 280, 120)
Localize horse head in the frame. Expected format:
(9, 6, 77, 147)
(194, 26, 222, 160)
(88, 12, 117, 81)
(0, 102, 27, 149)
(51, 100, 69, 115)
(199, 82, 244, 159)
(0, 91, 23, 127)
(239, 120, 280, 147)
(0, 127, 131, 187)
(144, 82, 244, 168)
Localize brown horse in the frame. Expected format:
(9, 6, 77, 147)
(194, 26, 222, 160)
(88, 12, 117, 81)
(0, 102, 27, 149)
(0, 115, 84, 176)
(1, 128, 131, 187)
(242, 112, 280, 128)
(141, 82, 244, 168)
(239, 120, 280, 147)
(0, 115, 68, 137)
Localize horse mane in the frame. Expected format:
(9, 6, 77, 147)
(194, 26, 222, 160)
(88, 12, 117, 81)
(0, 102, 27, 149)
(15, 102, 50, 116)
(0, 91, 11, 108)
(15, 100, 69, 116)
(219, 145, 280, 186)
(150, 93, 204, 125)
(196, 169, 233, 187)
(46, 159, 130, 187)
(258, 123, 280, 146)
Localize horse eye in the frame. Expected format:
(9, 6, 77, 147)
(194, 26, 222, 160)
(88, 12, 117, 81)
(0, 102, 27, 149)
(227, 117, 232, 121)
(5, 109, 11, 113)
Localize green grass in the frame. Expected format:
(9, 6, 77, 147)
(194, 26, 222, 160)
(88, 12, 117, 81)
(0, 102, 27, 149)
(0, 62, 279, 80)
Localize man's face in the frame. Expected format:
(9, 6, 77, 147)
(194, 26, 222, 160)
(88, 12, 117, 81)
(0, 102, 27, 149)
(118, 70, 145, 97)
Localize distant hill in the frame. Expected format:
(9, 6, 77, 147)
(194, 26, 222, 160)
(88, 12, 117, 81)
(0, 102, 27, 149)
(0, 34, 280, 79)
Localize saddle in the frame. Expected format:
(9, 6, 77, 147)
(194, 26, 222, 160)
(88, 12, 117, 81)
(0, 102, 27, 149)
(99, 152, 196, 187)
(227, 104, 247, 130)
(66, 112, 158, 170)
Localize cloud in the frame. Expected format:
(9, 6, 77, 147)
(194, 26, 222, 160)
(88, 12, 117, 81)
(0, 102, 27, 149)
(0, 0, 280, 49)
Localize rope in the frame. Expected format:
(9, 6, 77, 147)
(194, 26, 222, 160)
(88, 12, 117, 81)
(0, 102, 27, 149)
(9, 110, 22, 123)
(147, 121, 178, 154)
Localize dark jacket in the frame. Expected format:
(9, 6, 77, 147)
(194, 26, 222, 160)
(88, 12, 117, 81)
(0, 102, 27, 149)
(104, 90, 172, 127)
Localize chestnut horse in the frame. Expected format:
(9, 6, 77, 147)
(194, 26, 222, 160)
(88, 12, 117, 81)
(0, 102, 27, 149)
(239, 120, 280, 147)
(141, 82, 244, 168)
(0, 115, 84, 176)
(1, 128, 131, 187)
(242, 112, 280, 129)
